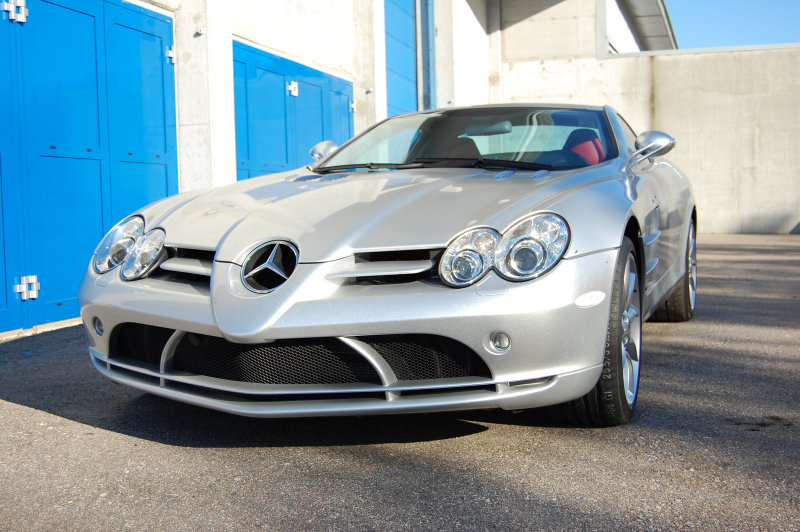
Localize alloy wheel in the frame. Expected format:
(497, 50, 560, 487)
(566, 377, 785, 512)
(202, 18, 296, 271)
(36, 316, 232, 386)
(620, 252, 642, 407)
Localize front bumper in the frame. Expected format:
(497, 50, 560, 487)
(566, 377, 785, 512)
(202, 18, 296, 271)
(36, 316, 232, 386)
(79, 248, 618, 417)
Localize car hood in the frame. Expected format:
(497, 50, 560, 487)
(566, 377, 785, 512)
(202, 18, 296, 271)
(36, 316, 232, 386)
(142, 164, 622, 263)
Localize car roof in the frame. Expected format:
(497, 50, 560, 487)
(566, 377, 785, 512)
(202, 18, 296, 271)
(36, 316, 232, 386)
(403, 103, 608, 116)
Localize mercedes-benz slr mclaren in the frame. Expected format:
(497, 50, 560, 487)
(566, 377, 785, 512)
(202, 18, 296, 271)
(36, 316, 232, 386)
(79, 104, 697, 426)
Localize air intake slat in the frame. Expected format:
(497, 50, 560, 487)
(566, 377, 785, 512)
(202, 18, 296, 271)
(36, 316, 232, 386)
(160, 258, 213, 276)
(326, 260, 434, 279)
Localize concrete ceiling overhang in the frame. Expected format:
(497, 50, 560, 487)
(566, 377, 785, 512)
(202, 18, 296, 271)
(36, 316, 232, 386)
(618, 0, 678, 50)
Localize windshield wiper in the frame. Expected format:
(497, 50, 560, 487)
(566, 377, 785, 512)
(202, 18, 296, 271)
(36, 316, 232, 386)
(315, 162, 424, 174)
(414, 158, 553, 171)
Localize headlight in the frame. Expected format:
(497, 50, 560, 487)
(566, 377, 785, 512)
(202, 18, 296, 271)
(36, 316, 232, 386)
(439, 229, 499, 287)
(495, 214, 570, 280)
(439, 213, 569, 287)
(120, 229, 166, 280)
(94, 216, 145, 273)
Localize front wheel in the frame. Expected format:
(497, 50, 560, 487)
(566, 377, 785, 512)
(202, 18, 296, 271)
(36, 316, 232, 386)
(548, 237, 642, 427)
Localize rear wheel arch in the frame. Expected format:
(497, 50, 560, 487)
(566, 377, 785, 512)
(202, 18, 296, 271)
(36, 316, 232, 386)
(624, 215, 645, 297)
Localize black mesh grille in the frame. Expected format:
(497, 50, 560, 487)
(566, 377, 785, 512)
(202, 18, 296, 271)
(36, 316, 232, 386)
(113, 323, 175, 366)
(172, 334, 382, 385)
(361, 334, 492, 380)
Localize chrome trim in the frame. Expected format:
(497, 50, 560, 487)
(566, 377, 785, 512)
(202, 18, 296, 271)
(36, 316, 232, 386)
(326, 260, 434, 279)
(240, 240, 299, 294)
(91, 353, 603, 417)
(160, 258, 213, 277)
(159, 330, 186, 375)
(337, 337, 398, 385)
(93, 347, 497, 395)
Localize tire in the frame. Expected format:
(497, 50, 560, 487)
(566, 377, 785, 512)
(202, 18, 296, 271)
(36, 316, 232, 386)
(548, 237, 642, 427)
(651, 220, 697, 322)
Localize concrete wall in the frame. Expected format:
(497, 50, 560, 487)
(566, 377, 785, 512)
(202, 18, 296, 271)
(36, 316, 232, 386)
(652, 48, 800, 234)
(495, 0, 800, 233)
(501, 0, 598, 61)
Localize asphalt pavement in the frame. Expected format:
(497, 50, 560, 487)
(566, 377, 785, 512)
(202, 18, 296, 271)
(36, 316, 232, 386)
(1, 234, 798, 531)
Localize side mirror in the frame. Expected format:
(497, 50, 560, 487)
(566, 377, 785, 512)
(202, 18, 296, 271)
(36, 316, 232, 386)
(309, 140, 339, 162)
(632, 131, 675, 163)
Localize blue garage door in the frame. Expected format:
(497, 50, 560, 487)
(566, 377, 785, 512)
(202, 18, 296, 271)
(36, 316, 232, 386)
(385, 0, 418, 116)
(233, 42, 354, 180)
(0, 0, 178, 332)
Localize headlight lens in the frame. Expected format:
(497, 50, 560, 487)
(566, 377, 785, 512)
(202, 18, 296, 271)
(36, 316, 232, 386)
(495, 213, 570, 280)
(120, 229, 166, 280)
(94, 216, 145, 273)
(439, 214, 569, 287)
(439, 229, 499, 287)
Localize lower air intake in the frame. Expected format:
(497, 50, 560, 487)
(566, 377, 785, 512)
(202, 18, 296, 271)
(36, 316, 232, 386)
(172, 334, 382, 385)
(360, 334, 492, 380)
(113, 323, 175, 366)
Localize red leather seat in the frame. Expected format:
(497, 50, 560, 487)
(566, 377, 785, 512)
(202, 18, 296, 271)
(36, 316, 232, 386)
(563, 129, 606, 165)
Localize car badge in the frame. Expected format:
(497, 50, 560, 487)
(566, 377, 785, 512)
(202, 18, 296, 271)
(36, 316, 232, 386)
(240, 241, 299, 293)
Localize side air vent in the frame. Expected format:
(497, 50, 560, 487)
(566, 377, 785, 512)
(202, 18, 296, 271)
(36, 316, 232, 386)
(172, 334, 383, 385)
(327, 248, 443, 284)
(354, 249, 441, 263)
(157, 247, 216, 284)
(113, 323, 175, 366)
(360, 334, 492, 380)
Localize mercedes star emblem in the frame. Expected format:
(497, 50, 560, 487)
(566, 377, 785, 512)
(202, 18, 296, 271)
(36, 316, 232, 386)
(241, 241, 299, 293)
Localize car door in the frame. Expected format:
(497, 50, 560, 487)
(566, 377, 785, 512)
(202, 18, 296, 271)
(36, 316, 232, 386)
(619, 116, 690, 307)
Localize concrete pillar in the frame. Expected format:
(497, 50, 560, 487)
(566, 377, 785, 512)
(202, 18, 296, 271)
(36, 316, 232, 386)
(487, 0, 503, 103)
(435, 0, 455, 107)
(173, 0, 236, 192)
(354, 0, 388, 133)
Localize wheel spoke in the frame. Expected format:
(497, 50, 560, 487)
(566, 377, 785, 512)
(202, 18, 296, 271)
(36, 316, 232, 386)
(621, 251, 641, 408)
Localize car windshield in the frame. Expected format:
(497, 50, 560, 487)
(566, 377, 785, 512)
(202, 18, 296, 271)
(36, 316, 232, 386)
(320, 107, 617, 172)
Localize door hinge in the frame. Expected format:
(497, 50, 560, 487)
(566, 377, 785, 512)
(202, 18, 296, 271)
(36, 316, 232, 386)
(287, 81, 299, 97)
(166, 46, 176, 64)
(13, 275, 39, 301)
(2, 0, 28, 23)
(350, 101, 356, 113)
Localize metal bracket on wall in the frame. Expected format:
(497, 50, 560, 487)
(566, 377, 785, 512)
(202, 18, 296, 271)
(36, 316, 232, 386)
(2, 0, 28, 23)
(287, 81, 299, 97)
(166, 46, 176, 64)
(13, 275, 40, 301)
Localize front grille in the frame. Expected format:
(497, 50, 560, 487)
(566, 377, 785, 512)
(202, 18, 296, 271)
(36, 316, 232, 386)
(360, 334, 492, 380)
(113, 323, 174, 366)
(172, 334, 382, 385)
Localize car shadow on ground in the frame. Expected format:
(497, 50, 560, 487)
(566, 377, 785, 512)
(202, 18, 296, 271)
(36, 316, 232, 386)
(0, 325, 500, 447)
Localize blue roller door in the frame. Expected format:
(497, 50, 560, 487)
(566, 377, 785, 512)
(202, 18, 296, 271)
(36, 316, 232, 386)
(233, 42, 355, 179)
(0, 0, 178, 331)
(0, 11, 24, 332)
(385, 0, 418, 116)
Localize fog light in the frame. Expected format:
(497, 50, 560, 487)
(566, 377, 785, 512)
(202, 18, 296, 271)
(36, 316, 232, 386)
(93, 317, 104, 336)
(491, 332, 510, 351)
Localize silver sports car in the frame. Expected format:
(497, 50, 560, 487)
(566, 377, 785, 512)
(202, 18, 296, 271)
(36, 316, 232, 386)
(79, 104, 697, 426)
